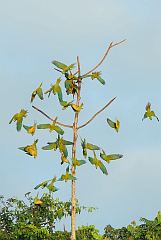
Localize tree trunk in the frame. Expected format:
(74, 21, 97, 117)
(71, 58, 81, 240)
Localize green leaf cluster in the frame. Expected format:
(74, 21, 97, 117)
(0, 193, 95, 239)
(104, 211, 161, 240)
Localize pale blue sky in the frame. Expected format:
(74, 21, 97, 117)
(0, 0, 161, 232)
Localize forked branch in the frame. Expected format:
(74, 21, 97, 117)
(32, 105, 73, 128)
(82, 39, 126, 77)
(78, 97, 116, 129)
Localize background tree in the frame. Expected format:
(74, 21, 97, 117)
(10, 40, 125, 240)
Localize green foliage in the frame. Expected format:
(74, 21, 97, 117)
(0, 194, 96, 239)
(52, 225, 104, 240)
(103, 212, 161, 240)
(0, 193, 72, 234)
(76, 225, 103, 240)
(51, 230, 71, 240)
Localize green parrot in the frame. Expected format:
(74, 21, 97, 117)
(59, 100, 73, 110)
(58, 166, 76, 182)
(61, 153, 70, 165)
(34, 179, 51, 190)
(23, 122, 37, 136)
(64, 78, 78, 97)
(46, 177, 58, 192)
(72, 158, 86, 168)
(58, 136, 69, 158)
(31, 83, 43, 103)
(107, 118, 120, 132)
(37, 120, 64, 135)
(34, 177, 58, 193)
(34, 195, 43, 206)
(42, 141, 58, 151)
(9, 109, 27, 131)
(88, 151, 108, 175)
(100, 150, 123, 163)
(45, 78, 63, 102)
(42, 135, 73, 158)
(142, 102, 159, 121)
(81, 138, 87, 158)
(52, 60, 75, 74)
(71, 103, 83, 112)
(91, 71, 106, 85)
(19, 139, 38, 158)
(81, 138, 100, 158)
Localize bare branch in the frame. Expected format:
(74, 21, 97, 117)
(77, 97, 116, 129)
(82, 39, 126, 77)
(111, 39, 126, 47)
(32, 105, 73, 128)
(77, 56, 81, 77)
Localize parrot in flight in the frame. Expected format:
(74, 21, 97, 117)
(34, 177, 58, 193)
(52, 60, 75, 74)
(81, 138, 100, 158)
(37, 119, 64, 135)
(18, 139, 38, 158)
(23, 122, 37, 136)
(9, 109, 27, 131)
(100, 150, 123, 163)
(31, 83, 43, 103)
(88, 151, 108, 175)
(58, 166, 76, 182)
(45, 78, 63, 102)
(72, 158, 86, 168)
(91, 71, 106, 85)
(142, 102, 159, 121)
(107, 118, 120, 132)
